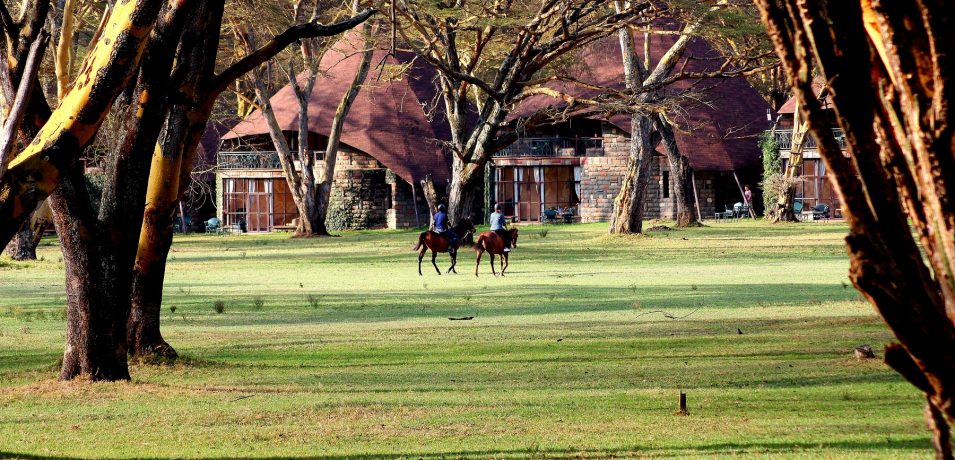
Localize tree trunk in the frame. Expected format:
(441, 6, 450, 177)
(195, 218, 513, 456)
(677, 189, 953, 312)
(49, 168, 130, 381)
(757, 1, 955, 456)
(127, 8, 373, 357)
(768, 98, 808, 223)
(310, 18, 373, 236)
(655, 114, 698, 227)
(609, 114, 654, 234)
(447, 156, 480, 224)
(128, 0, 223, 358)
(4, 200, 50, 260)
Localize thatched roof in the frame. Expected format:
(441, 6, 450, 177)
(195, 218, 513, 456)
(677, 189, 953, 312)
(512, 29, 771, 171)
(223, 30, 452, 185)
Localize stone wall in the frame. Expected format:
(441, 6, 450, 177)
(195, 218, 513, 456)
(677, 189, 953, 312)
(325, 149, 389, 230)
(578, 140, 716, 223)
(387, 178, 431, 229)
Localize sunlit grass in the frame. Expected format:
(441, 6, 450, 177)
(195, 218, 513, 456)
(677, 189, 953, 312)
(0, 220, 930, 459)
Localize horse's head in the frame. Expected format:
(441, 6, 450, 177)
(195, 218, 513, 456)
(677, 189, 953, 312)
(455, 217, 477, 238)
(510, 228, 519, 248)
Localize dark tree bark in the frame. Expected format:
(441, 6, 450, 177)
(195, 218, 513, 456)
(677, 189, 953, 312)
(128, 0, 224, 358)
(49, 167, 130, 381)
(756, 0, 955, 456)
(654, 114, 698, 227)
(4, 200, 51, 260)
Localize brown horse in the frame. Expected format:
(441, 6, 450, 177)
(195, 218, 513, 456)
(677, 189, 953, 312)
(413, 218, 476, 275)
(474, 228, 519, 277)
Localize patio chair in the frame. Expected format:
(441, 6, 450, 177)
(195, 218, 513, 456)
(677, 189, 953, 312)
(542, 208, 558, 224)
(205, 217, 220, 234)
(813, 203, 831, 220)
(732, 202, 745, 220)
(716, 205, 734, 221)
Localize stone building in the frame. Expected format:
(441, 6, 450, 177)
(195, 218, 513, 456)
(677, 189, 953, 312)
(216, 30, 449, 231)
(495, 31, 770, 223)
(216, 27, 770, 230)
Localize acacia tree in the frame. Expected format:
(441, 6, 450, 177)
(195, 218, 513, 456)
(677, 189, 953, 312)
(517, 1, 773, 231)
(388, 0, 654, 223)
(246, 0, 374, 237)
(605, 0, 773, 233)
(756, 1, 955, 456)
(0, 0, 373, 377)
(127, 2, 374, 358)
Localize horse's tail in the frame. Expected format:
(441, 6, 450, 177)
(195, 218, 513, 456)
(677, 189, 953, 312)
(412, 231, 427, 251)
(474, 233, 486, 252)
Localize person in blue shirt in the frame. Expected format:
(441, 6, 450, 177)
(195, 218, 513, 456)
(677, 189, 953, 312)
(489, 204, 512, 252)
(432, 204, 458, 246)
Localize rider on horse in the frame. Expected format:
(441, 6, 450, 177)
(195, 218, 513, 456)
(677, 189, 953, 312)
(489, 204, 512, 252)
(433, 204, 459, 247)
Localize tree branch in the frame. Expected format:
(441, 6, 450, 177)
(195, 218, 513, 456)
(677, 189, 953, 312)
(0, 31, 47, 183)
(210, 8, 375, 97)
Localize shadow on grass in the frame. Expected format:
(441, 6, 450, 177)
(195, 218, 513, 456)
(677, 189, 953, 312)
(0, 438, 930, 459)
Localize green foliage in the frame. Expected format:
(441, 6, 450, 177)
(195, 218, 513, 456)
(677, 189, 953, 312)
(760, 131, 783, 211)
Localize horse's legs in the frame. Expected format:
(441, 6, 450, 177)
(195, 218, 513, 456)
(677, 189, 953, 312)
(475, 248, 483, 277)
(431, 250, 441, 275)
(418, 247, 426, 276)
(501, 253, 509, 276)
(489, 253, 497, 276)
(447, 248, 457, 274)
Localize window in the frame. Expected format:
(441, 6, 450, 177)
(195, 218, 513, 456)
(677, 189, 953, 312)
(662, 171, 670, 198)
(495, 166, 581, 222)
(222, 178, 299, 231)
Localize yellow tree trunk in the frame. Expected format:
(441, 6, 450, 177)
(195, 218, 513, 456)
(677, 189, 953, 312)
(0, 0, 163, 246)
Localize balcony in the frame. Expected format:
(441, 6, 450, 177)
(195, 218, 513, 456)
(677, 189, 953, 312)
(494, 137, 606, 158)
(772, 128, 847, 151)
(217, 151, 326, 170)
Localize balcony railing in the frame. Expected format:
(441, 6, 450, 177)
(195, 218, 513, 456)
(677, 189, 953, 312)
(494, 137, 606, 158)
(217, 151, 326, 170)
(772, 128, 847, 151)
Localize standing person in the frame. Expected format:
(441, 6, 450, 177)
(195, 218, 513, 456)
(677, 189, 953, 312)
(432, 204, 458, 247)
(489, 204, 512, 252)
(743, 185, 756, 218)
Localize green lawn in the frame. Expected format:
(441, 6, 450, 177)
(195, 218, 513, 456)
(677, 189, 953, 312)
(0, 221, 930, 459)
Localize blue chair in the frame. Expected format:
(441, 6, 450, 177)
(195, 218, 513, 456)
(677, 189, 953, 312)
(205, 217, 220, 233)
(542, 208, 558, 224)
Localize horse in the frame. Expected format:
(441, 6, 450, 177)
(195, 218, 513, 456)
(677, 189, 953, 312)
(413, 218, 476, 275)
(474, 228, 519, 277)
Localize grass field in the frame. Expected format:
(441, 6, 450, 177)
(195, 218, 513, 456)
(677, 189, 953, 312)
(0, 221, 931, 459)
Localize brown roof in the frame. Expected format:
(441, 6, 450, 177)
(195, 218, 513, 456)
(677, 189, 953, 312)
(777, 78, 829, 114)
(223, 30, 451, 185)
(512, 29, 771, 171)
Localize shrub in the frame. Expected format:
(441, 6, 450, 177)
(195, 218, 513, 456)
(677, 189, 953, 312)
(252, 297, 265, 310)
(761, 173, 800, 215)
(213, 300, 225, 314)
(538, 229, 549, 238)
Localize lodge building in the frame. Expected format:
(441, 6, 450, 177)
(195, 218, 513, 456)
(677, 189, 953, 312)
(214, 30, 771, 231)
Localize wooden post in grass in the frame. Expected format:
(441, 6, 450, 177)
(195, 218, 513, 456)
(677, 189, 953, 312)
(678, 391, 688, 416)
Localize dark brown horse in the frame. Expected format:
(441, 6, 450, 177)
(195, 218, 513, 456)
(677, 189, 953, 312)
(413, 218, 476, 275)
(474, 229, 519, 277)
